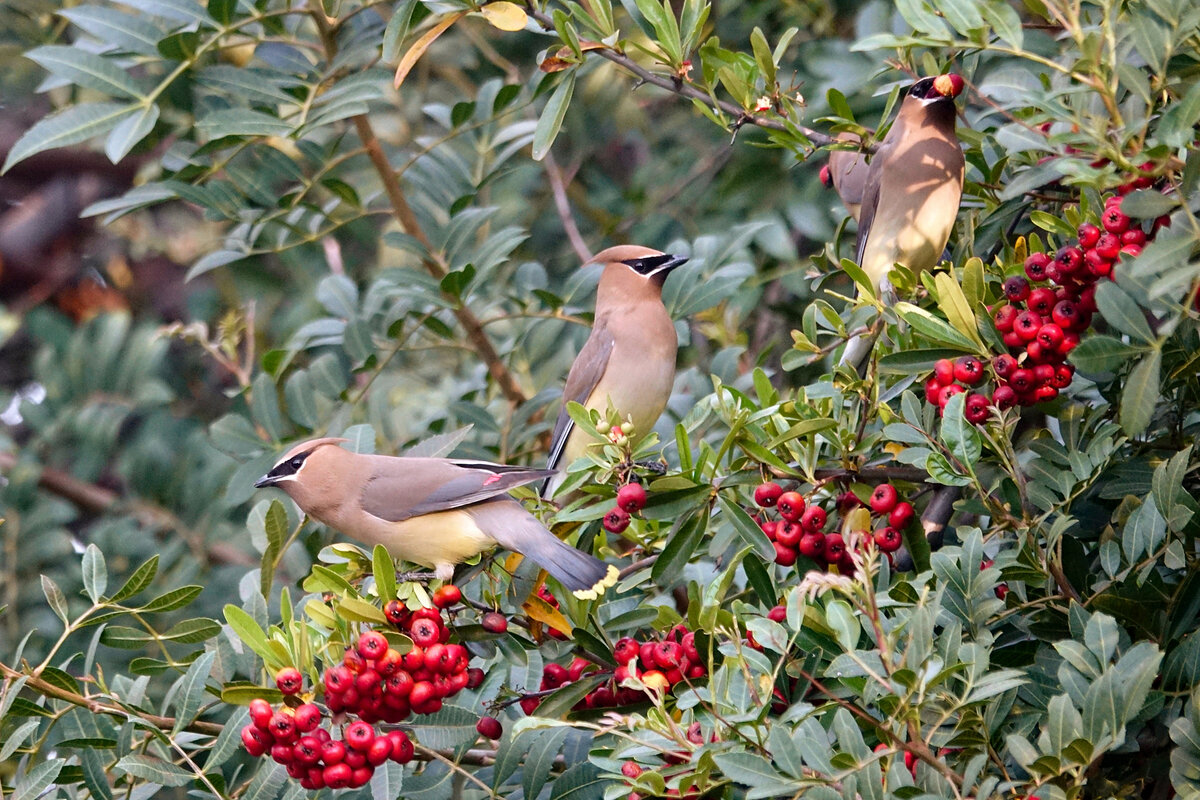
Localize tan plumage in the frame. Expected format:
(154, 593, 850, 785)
(840, 75, 966, 372)
(542, 245, 686, 497)
(826, 133, 869, 221)
(255, 438, 618, 599)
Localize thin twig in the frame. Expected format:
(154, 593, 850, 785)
(544, 152, 592, 263)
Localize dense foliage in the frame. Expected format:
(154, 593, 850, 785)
(1, 0, 1199, 798)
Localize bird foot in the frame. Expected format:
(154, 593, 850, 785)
(395, 571, 437, 584)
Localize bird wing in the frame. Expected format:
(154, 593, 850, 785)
(546, 325, 615, 472)
(853, 154, 884, 267)
(360, 457, 555, 522)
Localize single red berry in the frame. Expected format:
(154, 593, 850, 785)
(249, 698, 274, 729)
(773, 542, 798, 566)
(269, 711, 297, 743)
(1009, 368, 1035, 393)
(384, 599, 408, 626)
(933, 358, 956, 386)
(924, 376, 942, 404)
(275, 667, 303, 695)
(653, 641, 683, 670)
(823, 533, 847, 564)
(1024, 253, 1051, 281)
(1077, 222, 1101, 248)
(1028, 288, 1057, 316)
(992, 384, 1017, 409)
(800, 505, 827, 532)
(1084, 248, 1112, 277)
(1054, 247, 1083, 276)
(777, 491, 805, 522)
(603, 507, 632, 533)
(836, 491, 863, 513)
(366, 736, 393, 767)
(432, 584, 462, 608)
(1058, 332, 1080, 356)
(321, 740, 347, 765)
(1052, 364, 1075, 389)
(241, 725, 269, 757)
(408, 617, 441, 648)
(798, 532, 826, 560)
(753, 481, 783, 507)
(476, 716, 503, 739)
(767, 605, 787, 622)
(1014, 310, 1042, 341)
(323, 763, 352, 789)
(1121, 227, 1147, 246)
(621, 761, 644, 780)
(937, 382, 966, 409)
(1036, 323, 1064, 350)
(888, 501, 915, 529)
(376, 647, 403, 676)
(616, 483, 647, 513)
(869, 484, 899, 514)
(349, 767, 374, 788)
(993, 304, 1018, 332)
(953, 356, 984, 386)
(344, 721, 375, 752)
(613, 637, 640, 665)
(964, 392, 991, 424)
(1051, 300, 1079, 329)
(874, 527, 903, 553)
(388, 730, 414, 763)
(480, 611, 508, 634)
(775, 521, 803, 547)
(1035, 384, 1059, 402)
(819, 164, 833, 187)
(293, 703, 321, 733)
(357, 630, 389, 660)
(932, 73, 965, 97)
(760, 520, 778, 540)
(466, 667, 485, 689)
(1120, 243, 1142, 258)
(324, 665, 352, 694)
(992, 353, 1017, 379)
(1094, 232, 1121, 260)
(1002, 275, 1030, 302)
(1102, 206, 1130, 234)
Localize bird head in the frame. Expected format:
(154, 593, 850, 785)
(254, 437, 350, 489)
(910, 73, 965, 103)
(590, 245, 689, 297)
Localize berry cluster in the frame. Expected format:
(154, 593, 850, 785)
(930, 193, 1166, 421)
(520, 625, 707, 715)
(240, 694, 413, 791)
(603, 482, 647, 534)
(752, 482, 914, 569)
(533, 584, 569, 639)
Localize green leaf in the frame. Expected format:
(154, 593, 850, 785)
(749, 27, 775, 86)
(926, 452, 971, 486)
(172, 650, 215, 734)
(0, 719, 41, 761)
(116, 754, 193, 787)
(718, 494, 775, 561)
(933, 272, 984, 349)
(60, 7, 165, 56)
(338, 596, 388, 624)
(110, 555, 158, 602)
(105, 102, 159, 163)
(140, 585, 203, 613)
(531, 70, 576, 161)
(1157, 80, 1200, 149)
(652, 511, 707, 583)
(373, 544, 398, 602)
(895, 302, 978, 351)
(80, 749, 113, 800)
(195, 109, 295, 139)
(1119, 349, 1161, 436)
(523, 726, 570, 800)
(940, 393, 981, 468)
(3, 103, 137, 173)
(224, 604, 274, 661)
(1120, 190, 1178, 219)
(13, 759, 65, 800)
(1029, 209, 1076, 239)
(382, 0, 421, 61)
(41, 575, 69, 624)
(549, 761, 605, 800)
(713, 753, 797, 790)
(207, 0, 236, 23)
(1069, 335, 1143, 373)
(1094, 281, 1154, 343)
(259, 499, 289, 597)
(81, 544, 107, 602)
(26, 46, 145, 99)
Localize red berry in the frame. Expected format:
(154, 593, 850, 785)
(432, 584, 462, 608)
(367, 736, 393, 767)
(1024, 253, 1051, 281)
(275, 667, 303, 695)
(992, 385, 1017, 409)
(924, 376, 942, 404)
(357, 630, 389, 660)
(1120, 243, 1142, 257)
(384, 599, 408, 626)
(481, 611, 508, 634)
(760, 520, 778, 540)
(409, 681, 436, 708)
(1077, 222, 1101, 248)
(823, 533, 847, 564)
(616, 483, 647, 513)
(753, 481, 783, 507)
(1002, 275, 1030, 302)
(1054, 247, 1083, 276)
(1094, 232, 1120, 259)
(800, 505, 827, 532)
(798, 532, 825, 560)
(767, 605, 787, 622)
(324, 665, 352, 694)
(932, 73, 965, 97)
(888, 501, 915, 529)
(776, 521, 803, 547)
(613, 637, 640, 665)
(1014, 310, 1042, 341)
(1010, 368, 1035, 393)
(1028, 288, 1057, 316)
(1035, 384, 1059, 402)
(293, 703, 321, 733)
(603, 507, 631, 533)
(323, 763, 352, 789)
(869, 484, 899, 514)
(249, 698, 274, 729)
(1036, 322, 1064, 350)
(241, 725, 269, 757)
(408, 617, 441, 648)
(993, 304, 1018, 332)
(777, 491, 805, 522)
(819, 164, 833, 187)
(653, 641, 683, 670)
(1052, 364, 1075, 389)
(350, 767, 374, 788)
(1102, 206, 1130, 234)
(344, 721, 375, 752)
(269, 711, 296, 743)
(476, 716, 503, 739)
(836, 491, 863, 513)
(388, 730, 414, 763)
(321, 740, 347, 765)
(953, 356, 984, 386)
(933, 358, 956, 386)
(873, 527, 902, 553)
(964, 392, 990, 424)
(992, 353, 1017, 379)
(773, 542, 798, 566)
(622, 762, 644, 779)
(1051, 300, 1079, 329)
(1121, 228, 1146, 246)
(937, 383, 966, 409)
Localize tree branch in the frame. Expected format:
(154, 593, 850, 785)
(543, 152, 592, 263)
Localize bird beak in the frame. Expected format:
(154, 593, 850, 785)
(650, 254, 689, 277)
(253, 474, 275, 489)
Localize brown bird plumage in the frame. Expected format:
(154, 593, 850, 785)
(542, 245, 687, 496)
(840, 74, 966, 372)
(255, 438, 618, 599)
(825, 132, 869, 221)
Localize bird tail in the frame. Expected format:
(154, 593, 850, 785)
(469, 500, 618, 599)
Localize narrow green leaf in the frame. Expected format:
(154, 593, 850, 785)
(373, 544, 398, 602)
(207, 0, 236, 23)
(224, 604, 274, 661)
(140, 585, 203, 613)
(895, 302, 978, 351)
(26, 46, 145, 99)
(531, 71, 576, 161)
(1069, 335, 1143, 373)
(940, 393, 982, 468)
(60, 7, 165, 56)
(3, 103, 136, 173)
(382, 0, 421, 61)
(717, 494, 775, 561)
(523, 727, 570, 800)
(116, 754, 193, 787)
(651, 511, 707, 583)
(13, 759, 65, 800)
(81, 544, 107, 602)
(1094, 282, 1154, 343)
(172, 650, 216, 734)
(933, 272, 984, 349)
(1119, 348, 1161, 436)
(41, 575, 69, 624)
(749, 27, 775, 86)
(105, 103, 159, 163)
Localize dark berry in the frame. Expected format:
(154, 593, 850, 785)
(964, 392, 990, 424)
(481, 611, 508, 634)
(476, 716, 503, 739)
(1024, 253, 1051, 281)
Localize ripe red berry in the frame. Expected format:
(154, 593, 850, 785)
(1010, 368, 1035, 393)
(269, 711, 297, 743)
(869, 484, 899, 514)
(775, 521, 803, 547)
(293, 703, 321, 733)
(1051, 300, 1079, 329)
(432, 584, 462, 608)
(249, 698, 274, 729)
(767, 605, 787, 622)
(603, 507, 631, 533)
(476, 715, 503, 739)
(1120, 243, 1142, 258)
(241, 725, 269, 757)
(1052, 364, 1075, 389)
(753, 481, 783, 507)
(953, 356, 984, 386)
(1102, 206, 1130, 234)
(1036, 323, 1064, 350)
(480, 611, 508, 634)
(1121, 227, 1146, 246)
(1024, 253, 1051, 281)
(773, 542, 798, 566)
(1028, 288, 1057, 316)
(924, 376, 942, 404)
(992, 384, 1017, 409)
(819, 164, 833, 187)
(836, 491, 863, 513)
(622, 761, 644, 779)
(888, 501, 915, 530)
(992, 353, 1017, 379)
(937, 383, 966, 410)
(798, 532, 825, 560)
(800, 505, 827, 532)
(321, 740, 347, 765)
(388, 730, 414, 763)
(874, 527, 902, 553)
(1002, 275, 1030, 302)
(616, 482, 648, 513)
(384, 599, 408, 626)
(932, 73, 965, 97)
(823, 533, 847, 564)
(613, 637, 640, 665)
(964, 392, 990, 424)
(653, 641, 683, 670)
(323, 763, 353, 789)
(357, 630, 389, 660)
(777, 491, 805, 522)
(1014, 310, 1042, 341)
(1054, 246, 1083, 276)
(324, 665, 352, 694)
(366, 736, 393, 767)
(344, 721, 375, 752)
(1094, 232, 1120, 259)
(275, 667, 303, 695)
(933, 358, 956, 386)
(349, 767, 374, 788)
(408, 617, 441, 648)
(1077, 222, 1101, 248)
(760, 520, 778, 540)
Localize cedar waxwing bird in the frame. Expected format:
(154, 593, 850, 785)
(542, 245, 688, 497)
(822, 133, 869, 221)
(254, 438, 619, 599)
(839, 73, 966, 373)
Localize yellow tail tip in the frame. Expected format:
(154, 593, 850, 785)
(571, 563, 619, 600)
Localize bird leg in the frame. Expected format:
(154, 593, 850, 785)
(395, 571, 438, 584)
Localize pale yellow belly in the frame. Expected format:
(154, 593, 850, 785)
(346, 509, 497, 570)
(564, 358, 673, 465)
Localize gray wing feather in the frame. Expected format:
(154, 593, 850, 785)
(360, 457, 555, 522)
(546, 326, 615, 472)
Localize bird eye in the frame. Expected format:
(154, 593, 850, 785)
(290, 457, 305, 470)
